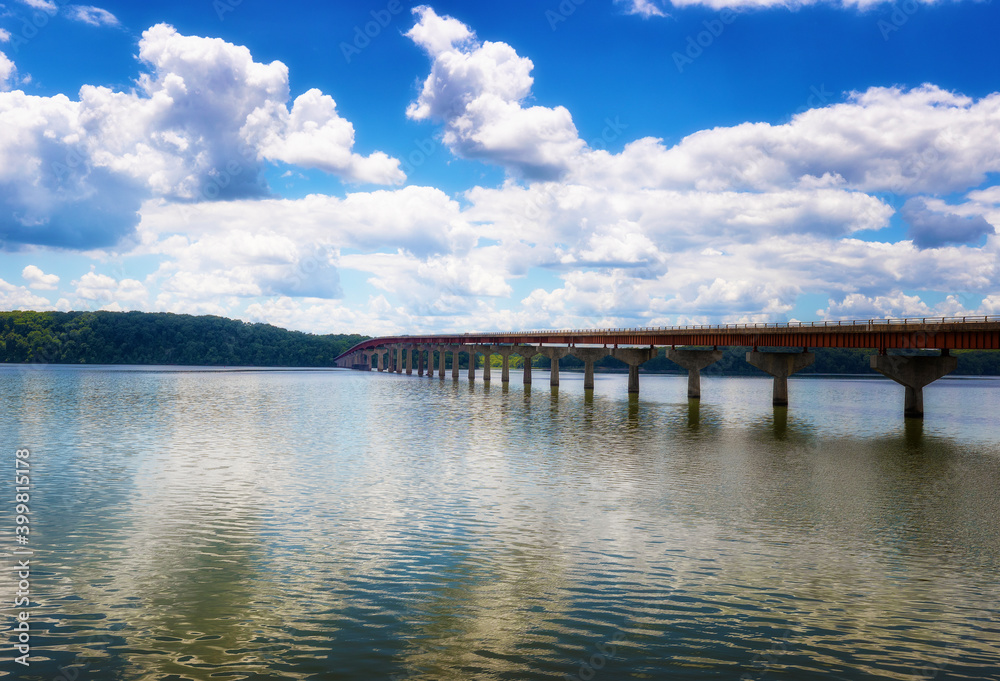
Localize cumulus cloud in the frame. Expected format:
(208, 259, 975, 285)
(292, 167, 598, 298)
(405, 8, 1000, 202)
(67, 5, 120, 27)
(128, 185, 472, 311)
(0, 277, 56, 310)
(818, 291, 933, 320)
(0, 52, 14, 91)
(72, 271, 148, 308)
(0, 24, 402, 251)
(901, 197, 995, 249)
(22, 265, 59, 290)
(243, 87, 404, 185)
(566, 86, 1000, 196)
(406, 6, 585, 180)
(0, 29, 11, 43)
(0, 89, 146, 249)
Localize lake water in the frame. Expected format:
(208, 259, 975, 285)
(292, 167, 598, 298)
(2, 365, 999, 680)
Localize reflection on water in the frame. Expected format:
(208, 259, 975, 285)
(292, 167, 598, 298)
(1, 366, 999, 680)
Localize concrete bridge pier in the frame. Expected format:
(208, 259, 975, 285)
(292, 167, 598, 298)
(517, 346, 540, 385)
(493, 346, 516, 383)
(449, 346, 461, 379)
(665, 348, 724, 399)
(539, 347, 572, 386)
(416, 347, 425, 376)
(428, 347, 439, 378)
(611, 347, 658, 394)
(478, 346, 492, 381)
(395, 346, 403, 374)
(746, 351, 815, 406)
(870, 351, 958, 418)
(406, 345, 414, 375)
(374, 349, 388, 372)
(437, 345, 447, 378)
(466, 347, 476, 380)
(571, 348, 610, 390)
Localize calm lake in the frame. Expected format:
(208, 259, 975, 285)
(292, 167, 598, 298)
(2, 365, 999, 680)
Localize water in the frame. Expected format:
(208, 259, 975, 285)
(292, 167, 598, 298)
(2, 365, 999, 680)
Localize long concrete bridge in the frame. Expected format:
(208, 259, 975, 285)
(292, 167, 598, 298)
(333, 316, 1000, 418)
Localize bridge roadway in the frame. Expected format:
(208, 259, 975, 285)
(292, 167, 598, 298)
(334, 316, 1000, 418)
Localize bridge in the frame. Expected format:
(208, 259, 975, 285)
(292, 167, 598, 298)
(333, 316, 1000, 418)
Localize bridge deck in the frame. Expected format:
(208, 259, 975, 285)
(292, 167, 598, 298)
(335, 316, 1000, 360)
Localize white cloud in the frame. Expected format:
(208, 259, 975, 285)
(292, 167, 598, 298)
(0, 29, 11, 43)
(72, 271, 148, 308)
(242, 88, 404, 185)
(0, 24, 402, 250)
(617, 0, 669, 17)
(0, 51, 14, 91)
(67, 5, 119, 27)
(406, 6, 585, 180)
(244, 296, 413, 336)
(0, 277, 57, 310)
(22, 265, 59, 290)
(817, 291, 950, 320)
(127, 185, 473, 312)
(19, 0, 57, 11)
(567, 85, 1000, 196)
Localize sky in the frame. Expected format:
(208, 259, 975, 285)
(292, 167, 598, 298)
(1, 0, 999, 335)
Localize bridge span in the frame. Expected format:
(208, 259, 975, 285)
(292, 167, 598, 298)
(334, 316, 1000, 418)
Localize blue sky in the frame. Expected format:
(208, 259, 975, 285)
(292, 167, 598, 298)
(1, 0, 998, 333)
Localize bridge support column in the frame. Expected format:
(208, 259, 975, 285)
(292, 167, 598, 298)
(493, 346, 515, 383)
(416, 347, 425, 376)
(467, 347, 476, 380)
(870, 351, 957, 418)
(437, 346, 446, 378)
(375, 349, 388, 372)
(665, 348, 724, 399)
(746, 351, 815, 406)
(517, 346, 540, 385)
(539, 347, 572, 386)
(571, 348, 610, 390)
(478, 346, 492, 381)
(611, 347, 658, 394)
(450, 346, 461, 379)
(406, 345, 414, 375)
(395, 346, 403, 374)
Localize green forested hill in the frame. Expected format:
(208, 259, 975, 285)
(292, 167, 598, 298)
(0, 311, 368, 367)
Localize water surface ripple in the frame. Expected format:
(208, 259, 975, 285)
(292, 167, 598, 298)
(1, 366, 998, 680)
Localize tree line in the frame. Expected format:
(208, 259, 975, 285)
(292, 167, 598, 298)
(0, 311, 368, 367)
